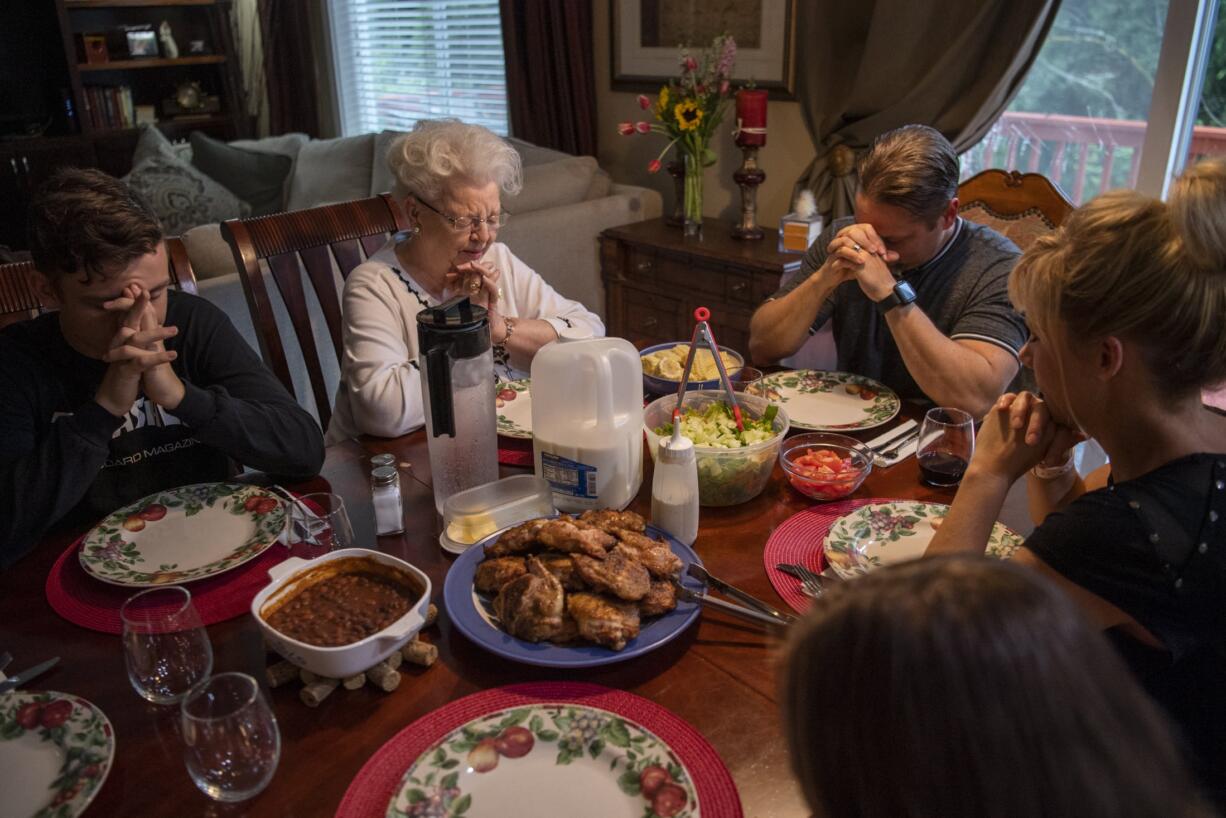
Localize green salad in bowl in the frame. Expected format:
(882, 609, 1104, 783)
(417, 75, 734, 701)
(644, 391, 790, 506)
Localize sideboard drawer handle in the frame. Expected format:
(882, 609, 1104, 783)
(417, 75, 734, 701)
(730, 281, 749, 295)
(635, 259, 653, 273)
(643, 316, 659, 329)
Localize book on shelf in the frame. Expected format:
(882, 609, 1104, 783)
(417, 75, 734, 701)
(83, 85, 136, 131)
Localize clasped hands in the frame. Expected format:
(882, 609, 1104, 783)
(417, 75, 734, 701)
(823, 223, 901, 302)
(95, 284, 185, 417)
(445, 261, 511, 344)
(968, 391, 1087, 486)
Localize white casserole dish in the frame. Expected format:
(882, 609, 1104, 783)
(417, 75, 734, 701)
(251, 547, 432, 678)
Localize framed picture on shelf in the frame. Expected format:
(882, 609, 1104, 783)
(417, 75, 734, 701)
(124, 27, 159, 59)
(610, 0, 797, 98)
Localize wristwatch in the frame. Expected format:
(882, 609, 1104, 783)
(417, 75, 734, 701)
(875, 280, 917, 315)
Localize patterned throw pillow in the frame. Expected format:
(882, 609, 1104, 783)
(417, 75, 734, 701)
(124, 153, 250, 235)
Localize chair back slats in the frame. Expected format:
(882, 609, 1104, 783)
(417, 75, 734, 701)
(297, 244, 345, 359)
(0, 237, 195, 330)
(220, 194, 409, 430)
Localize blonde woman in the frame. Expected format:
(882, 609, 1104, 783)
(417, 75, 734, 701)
(326, 119, 604, 442)
(927, 160, 1226, 798)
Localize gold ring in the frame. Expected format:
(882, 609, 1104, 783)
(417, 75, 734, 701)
(468, 281, 481, 293)
(852, 242, 862, 252)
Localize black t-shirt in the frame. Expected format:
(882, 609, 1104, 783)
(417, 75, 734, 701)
(1026, 453, 1226, 791)
(0, 291, 326, 567)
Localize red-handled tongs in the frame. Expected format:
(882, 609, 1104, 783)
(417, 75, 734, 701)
(673, 307, 745, 431)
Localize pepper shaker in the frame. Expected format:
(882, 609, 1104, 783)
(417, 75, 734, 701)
(371, 465, 404, 535)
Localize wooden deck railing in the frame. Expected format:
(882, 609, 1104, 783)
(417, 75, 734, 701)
(962, 111, 1226, 203)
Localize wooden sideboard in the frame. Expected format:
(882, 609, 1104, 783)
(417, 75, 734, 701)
(600, 217, 804, 350)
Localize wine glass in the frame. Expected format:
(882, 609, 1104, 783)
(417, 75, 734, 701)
(120, 586, 213, 704)
(181, 672, 281, 802)
(917, 407, 976, 487)
(286, 492, 355, 558)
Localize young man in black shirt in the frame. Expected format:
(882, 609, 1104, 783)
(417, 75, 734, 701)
(0, 168, 324, 567)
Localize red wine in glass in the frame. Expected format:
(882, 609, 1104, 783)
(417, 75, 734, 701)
(918, 450, 969, 487)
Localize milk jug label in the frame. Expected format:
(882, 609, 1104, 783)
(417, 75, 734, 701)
(540, 452, 598, 498)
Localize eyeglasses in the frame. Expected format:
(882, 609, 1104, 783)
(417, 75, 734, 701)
(416, 198, 509, 232)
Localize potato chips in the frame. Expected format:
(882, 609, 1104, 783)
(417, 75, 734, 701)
(642, 344, 741, 381)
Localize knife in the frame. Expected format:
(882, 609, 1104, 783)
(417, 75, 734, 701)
(0, 656, 60, 694)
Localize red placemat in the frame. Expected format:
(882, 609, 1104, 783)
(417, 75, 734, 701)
(497, 435, 533, 467)
(45, 493, 323, 635)
(335, 682, 743, 818)
(763, 497, 886, 614)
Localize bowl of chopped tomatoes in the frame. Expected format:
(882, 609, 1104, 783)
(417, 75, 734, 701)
(780, 433, 873, 501)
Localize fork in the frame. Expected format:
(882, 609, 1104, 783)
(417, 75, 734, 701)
(776, 563, 825, 598)
(874, 429, 920, 465)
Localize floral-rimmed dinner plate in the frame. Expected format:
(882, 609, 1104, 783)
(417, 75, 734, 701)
(79, 482, 286, 587)
(494, 379, 532, 439)
(444, 524, 704, 668)
(823, 500, 1023, 579)
(755, 370, 899, 431)
(0, 690, 115, 818)
(386, 703, 699, 818)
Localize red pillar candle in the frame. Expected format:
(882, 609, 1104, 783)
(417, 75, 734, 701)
(735, 89, 768, 147)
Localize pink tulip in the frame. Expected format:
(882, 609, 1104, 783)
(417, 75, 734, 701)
(647, 159, 662, 173)
(635, 121, 651, 134)
(684, 56, 698, 72)
(719, 80, 730, 95)
(617, 122, 635, 136)
(638, 94, 652, 110)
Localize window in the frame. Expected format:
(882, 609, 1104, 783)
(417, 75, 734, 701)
(327, 0, 509, 137)
(966, 0, 1216, 204)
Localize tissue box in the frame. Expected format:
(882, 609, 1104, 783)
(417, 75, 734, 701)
(779, 212, 823, 254)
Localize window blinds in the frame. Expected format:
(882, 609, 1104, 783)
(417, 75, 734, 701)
(328, 0, 509, 136)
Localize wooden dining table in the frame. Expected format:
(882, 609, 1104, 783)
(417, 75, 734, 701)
(0, 416, 965, 818)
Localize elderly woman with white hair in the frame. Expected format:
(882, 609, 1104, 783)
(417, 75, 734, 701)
(326, 119, 604, 442)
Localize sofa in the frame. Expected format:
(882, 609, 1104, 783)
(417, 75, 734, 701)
(129, 127, 661, 424)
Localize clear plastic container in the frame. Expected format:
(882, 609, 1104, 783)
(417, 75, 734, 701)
(439, 475, 555, 555)
(644, 390, 790, 507)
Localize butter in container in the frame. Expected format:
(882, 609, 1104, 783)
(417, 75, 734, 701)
(439, 475, 554, 554)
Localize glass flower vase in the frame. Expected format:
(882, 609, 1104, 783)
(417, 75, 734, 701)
(683, 150, 704, 238)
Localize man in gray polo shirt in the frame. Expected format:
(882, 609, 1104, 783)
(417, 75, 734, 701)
(749, 125, 1024, 418)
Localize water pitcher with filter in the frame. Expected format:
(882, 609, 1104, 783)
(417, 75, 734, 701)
(417, 297, 498, 515)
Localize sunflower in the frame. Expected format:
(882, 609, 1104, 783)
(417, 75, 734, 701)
(655, 86, 670, 118)
(674, 100, 702, 131)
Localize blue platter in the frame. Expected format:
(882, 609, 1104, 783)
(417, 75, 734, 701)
(640, 342, 745, 396)
(443, 524, 704, 668)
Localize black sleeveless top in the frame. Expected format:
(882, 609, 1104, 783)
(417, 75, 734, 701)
(1026, 453, 1226, 798)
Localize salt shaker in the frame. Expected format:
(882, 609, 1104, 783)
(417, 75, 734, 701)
(371, 465, 404, 535)
(651, 426, 699, 546)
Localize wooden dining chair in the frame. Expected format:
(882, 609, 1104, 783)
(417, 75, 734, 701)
(220, 194, 411, 430)
(958, 169, 1074, 252)
(0, 236, 196, 330)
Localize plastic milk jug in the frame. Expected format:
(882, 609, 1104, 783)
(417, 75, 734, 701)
(531, 327, 643, 511)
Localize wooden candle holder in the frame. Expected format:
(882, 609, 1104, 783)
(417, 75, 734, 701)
(732, 146, 766, 241)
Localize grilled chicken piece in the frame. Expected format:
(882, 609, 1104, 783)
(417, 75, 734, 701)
(638, 580, 677, 617)
(537, 553, 586, 591)
(493, 557, 564, 642)
(537, 519, 614, 559)
(567, 592, 641, 650)
(613, 529, 683, 579)
(578, 509, 647, 533)
(484, 518, 549, 558)
(553, 612, 580, 644)
(474, 556, 527, 594)
(571, 545, 651, 601)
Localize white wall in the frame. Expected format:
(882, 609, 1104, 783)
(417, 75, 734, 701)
(592, 2, 815, 226)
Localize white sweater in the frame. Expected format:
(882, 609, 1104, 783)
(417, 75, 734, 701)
(325, 240, 604, 442)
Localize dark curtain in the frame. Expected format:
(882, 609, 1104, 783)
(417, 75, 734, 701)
(499, 0, 597, 156)
(258, 0, 320, 137)
(793, 0, 1061, 224)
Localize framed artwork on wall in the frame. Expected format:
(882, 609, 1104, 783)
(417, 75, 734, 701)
(610, 0, 797, 99)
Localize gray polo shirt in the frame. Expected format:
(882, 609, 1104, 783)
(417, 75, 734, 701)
(770, 217, 1025, 404)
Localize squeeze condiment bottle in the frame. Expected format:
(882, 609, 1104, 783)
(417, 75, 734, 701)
(651, 425, 699, 546)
